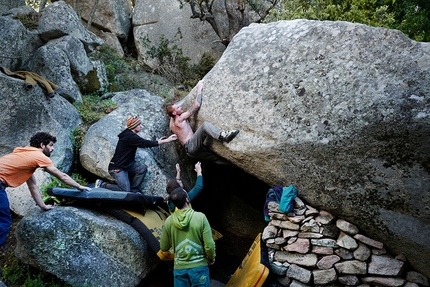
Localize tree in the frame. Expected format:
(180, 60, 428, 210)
(179, 0, 280, 46)
(264, 0, 430, 42)
(86, 0, 100, 29)
(390, 0, 430, 41)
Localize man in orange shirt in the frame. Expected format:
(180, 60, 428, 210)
(0, 132, 91, 246)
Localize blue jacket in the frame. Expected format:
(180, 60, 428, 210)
(263, 185, 297, 221)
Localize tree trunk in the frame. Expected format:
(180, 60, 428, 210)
(225, 0, 250, 43)
(87, 0, 100, 29)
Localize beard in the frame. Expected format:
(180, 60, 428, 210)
(42, 147, 52, 157)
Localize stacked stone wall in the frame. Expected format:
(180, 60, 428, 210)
(262, 198, 430, 287)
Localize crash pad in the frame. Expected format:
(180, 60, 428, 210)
(225, 233, 270, 287)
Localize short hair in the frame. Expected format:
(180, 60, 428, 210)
(30, 132, 57, 148)
(166, 105, 175, 117)
(169, 187, 188, 208)
(166, 178, 181, 194)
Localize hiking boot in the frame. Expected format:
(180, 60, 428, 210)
(223, 129, 239, 143)
(95, 179, 104, 188)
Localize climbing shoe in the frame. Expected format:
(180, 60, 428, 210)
(95, 179, 104, 188)
(223, 129, 239, 143)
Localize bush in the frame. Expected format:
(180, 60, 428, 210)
(266, 0, 430, 42)
(72, 93, 117, 155)
(13, 13, 39, 30)
(267, 0, 395, 27)
(140, 34, 215, 90)
(89, 46, 145, 92)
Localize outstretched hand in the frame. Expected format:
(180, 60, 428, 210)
(42, 204, 53, 211)
(78, 186, 91, 192)
(194, 161, 202, 175)
(168, 134, 178, 141)
(196, 80, 204, 92)
(196, 80, 204, 105)
(176, 163, 181, 173)
(159, 134, 177, 143)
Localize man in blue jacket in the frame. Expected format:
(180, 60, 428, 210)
(165, 162, 203, 213)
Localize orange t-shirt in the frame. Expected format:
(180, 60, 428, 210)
(0, 146, 53, 188)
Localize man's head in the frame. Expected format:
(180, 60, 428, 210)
(169, 187, 189, 209)
(166, 177, 185, 194)
(30, 132, 57, 157)
(126, 116, 142, 132)
(166, 104, 183, 118)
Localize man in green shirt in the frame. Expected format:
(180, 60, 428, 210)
(160, 187, 215, 286)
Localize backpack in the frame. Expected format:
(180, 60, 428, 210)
(263, 185, 298, 221)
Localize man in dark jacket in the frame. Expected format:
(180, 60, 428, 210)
(95, 116, 177, 193)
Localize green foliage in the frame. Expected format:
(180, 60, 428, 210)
(267, 0, 395, 27)
(145, 35, 177, 65)
(74, 93, 117, 126)
(183, 52, 216, 88)
(105, 64, 116, 83)
(266, 0, 429, 41)
(89, 45, 143, 91)
(13, 13, 39, 30)
(2, 257, 72, 287)
(40, 174, 87, 194)
(140, 34, 215, 90)
(72, 93, 117, 152)
(38, 173, 88, 205)
(391, 0, 430, 41)
(90, 46, 129, 74)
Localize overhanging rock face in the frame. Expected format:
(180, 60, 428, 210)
(187, 20, 430, 277)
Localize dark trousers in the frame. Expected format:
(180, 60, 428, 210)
(105, 162, 148, 193)
(0, 182, 11, 246)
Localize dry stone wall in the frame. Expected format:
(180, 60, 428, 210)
(262, 198, 430, 286)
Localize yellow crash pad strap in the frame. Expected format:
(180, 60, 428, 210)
(157, 250, 175, 261)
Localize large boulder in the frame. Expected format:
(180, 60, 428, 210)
(38, 1, 104, 52)
(182, 20, 430, 277)
(61, 0, 132, 41)
(79, 89, 180, 197)
(132, 0, 225, 67)
(0, 0, 25, 15)
(21, 35, 91, 103)
(15, 206, 158, 287)
(0, 2, 105, 103)
(0, 73, 81, 216)
(0, 11, 43, 70)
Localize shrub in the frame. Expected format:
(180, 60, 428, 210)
(72, 93, 117, 155)
(265, 0, 429, 42)
(13, 13, 39, 30)
(140, 34, 215, 90)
